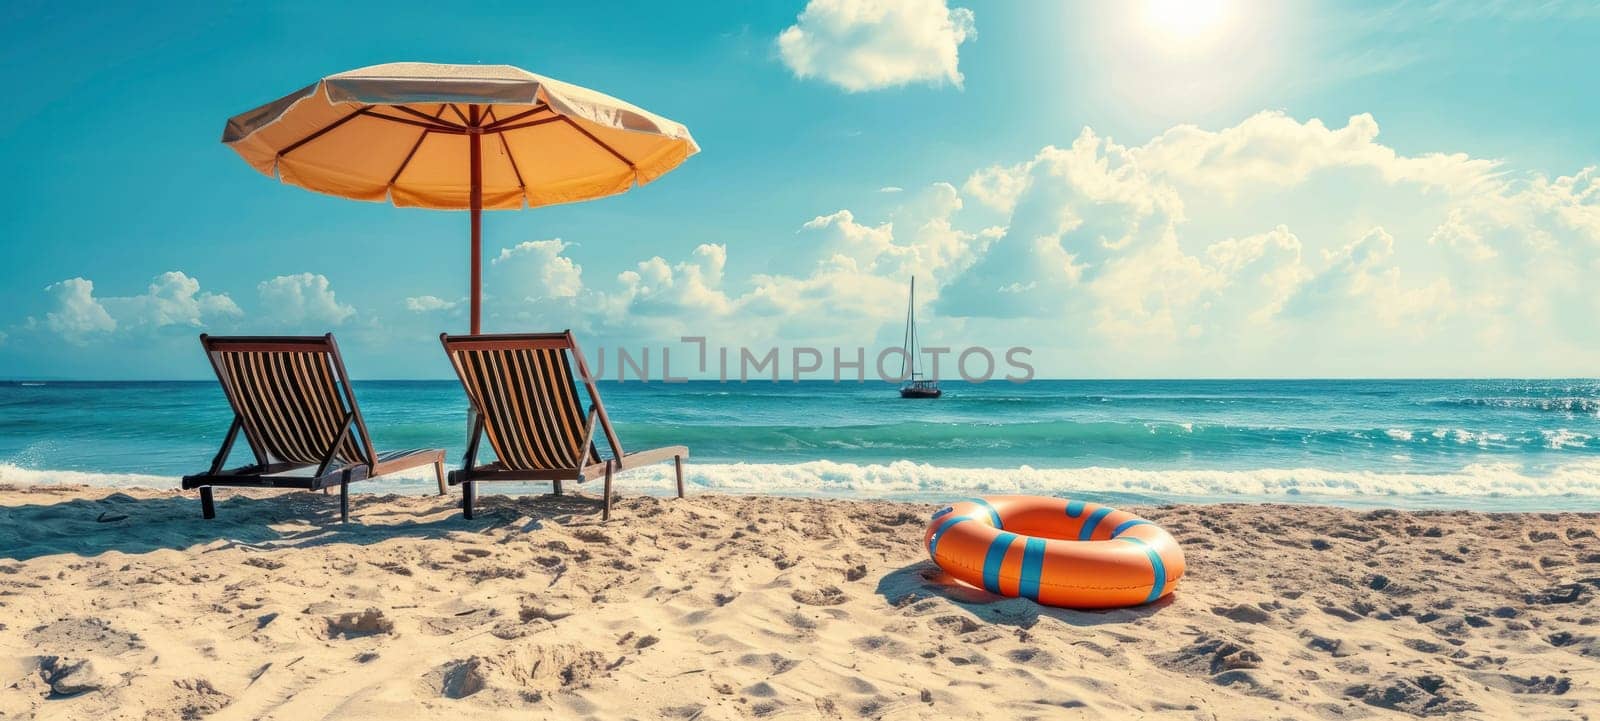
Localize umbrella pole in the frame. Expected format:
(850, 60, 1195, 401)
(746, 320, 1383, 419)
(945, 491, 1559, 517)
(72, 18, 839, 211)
(469, 106, 483, 335)
(467, 107, 485, 456)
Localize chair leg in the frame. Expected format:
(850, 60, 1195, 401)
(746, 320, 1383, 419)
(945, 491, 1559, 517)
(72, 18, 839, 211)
(602, 462, 614, 521)
(434, 460, 447, 496)
(553, 479, 564, 496)
(674, 455, 685, 499)
(339, 480, 350, 523)
(200, 487, 216, 519)
(463, 481, 475, 520)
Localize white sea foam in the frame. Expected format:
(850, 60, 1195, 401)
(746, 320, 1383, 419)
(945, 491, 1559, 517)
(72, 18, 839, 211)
(1430, 429, 1509, 447)
(1384, 429, 1414, 442)
(9, 460, 1600, 504)
(1539, 429, 1591, 450)
(0, 465, 176, 488)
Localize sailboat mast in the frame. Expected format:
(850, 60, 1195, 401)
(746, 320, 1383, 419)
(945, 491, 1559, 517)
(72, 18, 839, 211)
(900, 276, 914, 380)
(908, 277, 920, 379)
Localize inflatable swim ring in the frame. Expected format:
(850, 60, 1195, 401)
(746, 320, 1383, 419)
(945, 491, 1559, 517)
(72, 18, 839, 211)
(922, 496, 1185, 609)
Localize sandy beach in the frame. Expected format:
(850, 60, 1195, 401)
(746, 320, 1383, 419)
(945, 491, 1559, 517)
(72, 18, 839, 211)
(0, 484, 1595, 720)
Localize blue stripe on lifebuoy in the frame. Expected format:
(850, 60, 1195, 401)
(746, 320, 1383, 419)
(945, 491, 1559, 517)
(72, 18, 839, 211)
(928, 515, 971, 560)
(1110, 519, 1151, 538)
(1079, 506, 1113, 540)
(1065, 500, 1086, 518)
(931, 505, 954, 521)
(1120, 536, 1167, 603)
(963, 497, 1003, 529)
(1018, 537, 1047, 601)
(981, 532, 1019, 594)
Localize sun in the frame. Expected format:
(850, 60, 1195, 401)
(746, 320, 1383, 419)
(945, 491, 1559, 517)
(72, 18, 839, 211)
(1142, 0, 1232, 44)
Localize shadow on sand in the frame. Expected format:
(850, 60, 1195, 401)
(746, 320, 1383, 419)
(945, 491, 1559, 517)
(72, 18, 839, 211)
(874, 560, 1172, 629)
(0, 487, 611, 562)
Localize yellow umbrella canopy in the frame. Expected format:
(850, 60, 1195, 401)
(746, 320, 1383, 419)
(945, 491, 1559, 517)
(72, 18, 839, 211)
(222, 62, 700, 332)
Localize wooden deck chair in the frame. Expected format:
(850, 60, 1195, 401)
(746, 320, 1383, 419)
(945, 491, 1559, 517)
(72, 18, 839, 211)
(439, 331, 688, 520)
(181, 334, 446, 522)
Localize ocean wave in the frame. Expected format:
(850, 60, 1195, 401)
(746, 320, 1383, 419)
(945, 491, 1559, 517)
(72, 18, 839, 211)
(1540, 429, 1592, 450)
(0, 465, 177, 488)
(1425, 396, 1600, 415)
(615, 420, 1593, 458)
(8, 460, 1600, 503)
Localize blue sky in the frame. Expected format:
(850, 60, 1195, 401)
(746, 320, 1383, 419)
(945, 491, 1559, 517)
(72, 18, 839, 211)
(2, 0, 1598, 379)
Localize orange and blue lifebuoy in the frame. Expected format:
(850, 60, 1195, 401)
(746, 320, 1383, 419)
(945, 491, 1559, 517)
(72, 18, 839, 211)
(922, 496, 1185, 609)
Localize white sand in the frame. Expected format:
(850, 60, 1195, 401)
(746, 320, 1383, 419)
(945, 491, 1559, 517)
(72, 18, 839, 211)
(0, 483, 1596, 720)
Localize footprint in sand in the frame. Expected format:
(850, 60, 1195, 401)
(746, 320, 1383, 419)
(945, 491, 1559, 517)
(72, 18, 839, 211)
(850, 635, 911, 656)
(1005, 647, 1058, 667)
(1212, 603, 1274, 624)
(736, 652, 799, 675)
(928, 614, 980, 635)
(1345, 675, 1479, 717)
(25, 617, 144, 655)
(783, 611, 818, 631)
(1159, 636, 1263, 676)
(323, 608, 394, 639)
(421, 608, 499, 636)
(424, 644, 615, 700)
(743, 680, 779, 697)
(790, 585, 847, 606)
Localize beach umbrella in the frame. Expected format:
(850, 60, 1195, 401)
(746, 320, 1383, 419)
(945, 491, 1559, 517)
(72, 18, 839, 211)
(222, 62, 699, 333)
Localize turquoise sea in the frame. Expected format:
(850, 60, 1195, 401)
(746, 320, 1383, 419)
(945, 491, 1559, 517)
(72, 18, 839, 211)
(3, 379, 1600, 510)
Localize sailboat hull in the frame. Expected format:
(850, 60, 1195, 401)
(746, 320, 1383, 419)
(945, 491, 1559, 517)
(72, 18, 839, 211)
(900, 387, 943, 399)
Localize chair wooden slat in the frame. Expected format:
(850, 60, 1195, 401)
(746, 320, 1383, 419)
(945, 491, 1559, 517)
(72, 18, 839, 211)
(184, 333, 447, 522)
(440, 330, 688, 520)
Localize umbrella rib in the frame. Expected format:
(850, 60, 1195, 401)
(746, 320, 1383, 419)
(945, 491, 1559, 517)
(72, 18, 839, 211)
(358, 109, 466, 134)
(389, 130, 431, 186)
(559, 116, 637, 171)
(498, 131, 527, 192)
(391, 105, 467, 130)
(448, 104, 471, 126)
(389, 106, 446, 187)
(278, 105, 374, 158)
(483, 105, 552, 131)
(489, 116, 566, 133)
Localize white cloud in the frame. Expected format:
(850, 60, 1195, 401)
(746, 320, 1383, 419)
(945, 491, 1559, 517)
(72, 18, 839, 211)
(792, 183, 978, 286)
(936, 112, 1600, 374)
(105, 271, 242, 330)
(616, 244, 735, 319)
(1283, 227, 1457, 331)
(1133, 111, 1501, 194)
(962, 161, 1032, 213)
(491, 239, 583, 301)
(36, 272, 240, 343)
(43, 278, 117, 339)
(879, 186, 904, 193)
(404, 295, 460, 312)
(257, 273, 355, 326)
(777, 0, 976, 92)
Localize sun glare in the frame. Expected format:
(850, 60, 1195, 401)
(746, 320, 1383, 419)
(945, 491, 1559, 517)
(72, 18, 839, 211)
(1142, 0, 1232, 44)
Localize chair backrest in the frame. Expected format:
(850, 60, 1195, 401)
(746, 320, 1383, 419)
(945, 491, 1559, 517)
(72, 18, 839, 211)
(200, 334, 374, 467)
(439, 331, 615, 471)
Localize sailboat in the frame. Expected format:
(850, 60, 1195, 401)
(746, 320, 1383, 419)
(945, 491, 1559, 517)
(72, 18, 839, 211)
(898, 276, 942, 399)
